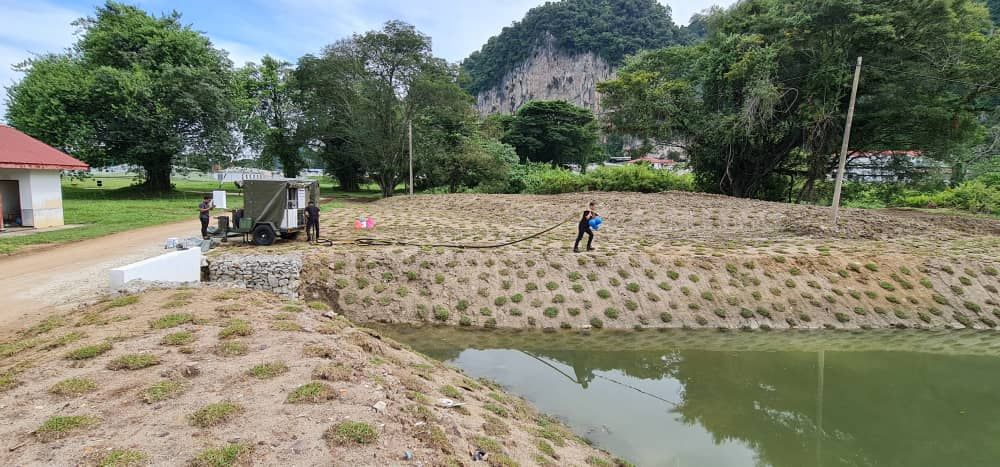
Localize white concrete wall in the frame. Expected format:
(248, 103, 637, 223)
(27, 170, 64, 228)
(0, 168, 65, 228)
(109, 248, 203, 291)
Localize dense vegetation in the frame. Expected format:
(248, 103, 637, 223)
(5, 2, 236, 192)
(3, 0, 997, 217)
(461, 0, 684, 95)
(599, 0, 1000, 201)
(499, 100, 601, 167)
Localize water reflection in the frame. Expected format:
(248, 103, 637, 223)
(388, 328, 1000, 467)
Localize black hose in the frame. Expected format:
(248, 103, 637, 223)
(309, 217, 571, 250)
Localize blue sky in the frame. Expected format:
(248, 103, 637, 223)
(0, 0, 733, 116)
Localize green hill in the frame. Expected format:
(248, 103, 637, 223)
(461, 0, 685, 95)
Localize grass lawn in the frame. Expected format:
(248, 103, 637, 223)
(0, 174, 377, 255)
(0, 177, 244, 255)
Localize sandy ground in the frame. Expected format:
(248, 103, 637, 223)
(0, 220, 201, 330)
(0, 289, 607, 466)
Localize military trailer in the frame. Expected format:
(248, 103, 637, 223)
(225, 179, 320, 246)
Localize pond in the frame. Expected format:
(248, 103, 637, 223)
(379, 327, 1000, 467)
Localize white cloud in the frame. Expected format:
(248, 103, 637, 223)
(212, 37, 275, 67)
(668, 0, 736, 25)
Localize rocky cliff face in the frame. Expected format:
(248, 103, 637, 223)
(474, 36, 614, 116)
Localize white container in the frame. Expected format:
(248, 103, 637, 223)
(212, 190, 227, 209)
(281, 208, 298, 229)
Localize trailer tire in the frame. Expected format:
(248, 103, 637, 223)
(252, 225, 276, 246)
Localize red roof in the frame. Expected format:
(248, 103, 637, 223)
(0, 125, 89, 170)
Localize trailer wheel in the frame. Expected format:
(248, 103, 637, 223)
(252, 225, 276, 246)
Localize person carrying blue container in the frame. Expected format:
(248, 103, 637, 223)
(573, 201, 601, 253)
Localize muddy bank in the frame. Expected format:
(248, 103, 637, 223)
(0, 289, 611, 466)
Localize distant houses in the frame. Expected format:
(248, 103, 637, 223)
(839, 150, 947, 183)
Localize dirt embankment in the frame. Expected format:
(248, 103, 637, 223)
(302, 249, 999, 331)
(288, 192, 1000, 332)
(0, 289, 610, 466)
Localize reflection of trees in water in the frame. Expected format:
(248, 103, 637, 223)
(669, 351, 1000, 467)
(408, 332, 1000, 467)
(531, 350, 679, 388)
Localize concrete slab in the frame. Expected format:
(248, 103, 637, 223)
(109, 247, 202, 291)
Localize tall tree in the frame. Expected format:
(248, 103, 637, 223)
(240, 56, 302, 177)
(294, 47, 363, 191)
(5, 1, 237, 192)
(501, 100, 601, 168)
(599, 0, 1000, 199)
(296, 21, 460, 197)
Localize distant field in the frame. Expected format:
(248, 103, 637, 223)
(0, 178, 244, 255)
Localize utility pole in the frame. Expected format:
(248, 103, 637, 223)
(831, 56, 863, 227)
(408, 120, 414, 196)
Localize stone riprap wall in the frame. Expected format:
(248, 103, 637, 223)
(208, 254, 302, 298)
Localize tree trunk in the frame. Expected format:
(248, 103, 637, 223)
(142, 159, 173, 193)
(335, 172, 359, 192)
(376, 173, 396, 198)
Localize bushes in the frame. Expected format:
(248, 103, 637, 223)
(841, 177, 1000, 216)
(585, 164, 694, 193)
(490, 162, 694, 195)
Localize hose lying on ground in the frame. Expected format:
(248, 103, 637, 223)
(309, 217, 571, 250)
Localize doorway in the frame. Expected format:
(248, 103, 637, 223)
(0, 180, 21, 228)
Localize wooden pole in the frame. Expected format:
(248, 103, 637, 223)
(408, 121, 414, 196)
(831, 56, 863, 227)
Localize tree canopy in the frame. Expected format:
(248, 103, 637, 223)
(599, 0, 1000, 199)
(5, 1, 237, 192)
(239, 56, 303, 178)
(461, 0, 684, 95)
(501, 100, 601, 167)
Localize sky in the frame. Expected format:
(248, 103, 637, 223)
(0, 0, 735, 118)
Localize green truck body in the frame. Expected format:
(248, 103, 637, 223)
(232, 179, 320, 245)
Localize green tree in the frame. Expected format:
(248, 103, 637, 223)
(501, 100, 600, 168)
(599, 0, 1000, 199)
(240, 56, 302, 177)
(296, 21, 468, 197)
(293, 47, 363, 191)
(5, 1, 237, 192)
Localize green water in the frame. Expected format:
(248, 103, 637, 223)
(380, 327, 1000, 467)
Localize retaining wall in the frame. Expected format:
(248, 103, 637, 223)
(207, 254, 302, 299)
(109, 248, 202, 291)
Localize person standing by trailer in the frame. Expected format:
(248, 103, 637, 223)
(198, 194, 214, 239)
(574, 201, 598, 253)
(305, 201, 320, 242)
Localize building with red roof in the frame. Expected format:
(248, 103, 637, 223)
(0, 125, 89, 229)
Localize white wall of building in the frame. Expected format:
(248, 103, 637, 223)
(0, 168, 65, 228)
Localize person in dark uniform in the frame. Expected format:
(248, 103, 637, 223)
(574, 201, 598, 253)
(198, 194, 213, 239)
(305, 201, 320, 242)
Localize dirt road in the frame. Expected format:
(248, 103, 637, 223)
(0, 220, 200, 332)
